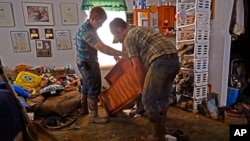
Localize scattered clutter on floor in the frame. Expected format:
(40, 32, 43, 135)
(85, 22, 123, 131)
(1, 59, 249, 141)
(169, 86, 250, 125)
(170, 58, 250, 125)
(165, 128, 189, 141)
(0, 63, 82, 130)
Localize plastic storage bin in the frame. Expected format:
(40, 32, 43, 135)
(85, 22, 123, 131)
(193, 85, 208, 100)
(196, 28, 210, 43)
(194, 72, 208, 86)
(193, 98, 207, 113)
(227, 87, 240, 106)
(194, 58, 209, 72)
(178, 16, 195, 26)
(178, 2, 195, 11)
(194, 43, 209, 58)
(177, 30, 195, 41)
(196, 0, 211, 11)
(196, 11, 211, 27)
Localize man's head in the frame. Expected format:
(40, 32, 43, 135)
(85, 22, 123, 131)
(109, 18, 129, 43)
(89, 6, 107, 30)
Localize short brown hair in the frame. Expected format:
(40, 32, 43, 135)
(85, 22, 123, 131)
(109, 18, 128, 34)
(90, 6, 107, 20)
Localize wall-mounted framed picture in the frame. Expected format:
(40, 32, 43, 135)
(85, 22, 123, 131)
(29, 28, 39, 39)
(35, 40, 52, 57)
(22, 2, 54, 26)
(55, 30, 72, 50)
(0, 2, 15, 27)
(44, 28, 54, 39)
(60, 3, 79, 25)
(10, 31, 31, 53)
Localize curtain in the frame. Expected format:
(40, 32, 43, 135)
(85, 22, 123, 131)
(81, 0, 127, 11)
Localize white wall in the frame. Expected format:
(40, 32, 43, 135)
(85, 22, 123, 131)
(0, 0, 86, 70)
(209, 0, 234, 106)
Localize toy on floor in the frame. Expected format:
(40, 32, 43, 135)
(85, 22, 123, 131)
(14, 71, 42, 96)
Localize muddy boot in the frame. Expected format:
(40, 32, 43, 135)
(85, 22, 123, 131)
(87, 98, 109, 124)
(80, 94, 89, 115)
(141, 117, 166, 141)
(129, 97, 144, 117)
(140, 121, 166, 141)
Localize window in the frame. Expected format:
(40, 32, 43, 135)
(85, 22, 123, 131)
(85, 11, 126, 66)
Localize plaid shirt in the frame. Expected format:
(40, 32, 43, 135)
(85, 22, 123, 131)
(123, 26, 177, 67)
(75, 20, 101, 64)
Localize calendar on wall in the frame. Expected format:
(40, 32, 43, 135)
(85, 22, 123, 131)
(10, 31, 31, 53)
(55, 30, 72, 50)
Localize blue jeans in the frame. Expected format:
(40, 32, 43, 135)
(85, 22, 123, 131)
(77, 61, 101, 99)
(142, 55, 180, 121)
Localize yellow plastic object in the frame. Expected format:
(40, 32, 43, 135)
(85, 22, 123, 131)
(14, 71, 42, 92)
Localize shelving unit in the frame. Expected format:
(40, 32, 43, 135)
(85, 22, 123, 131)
(133, 5, 176, 36)
(175, 0, 211, 113)
(158, 6, 176, 34)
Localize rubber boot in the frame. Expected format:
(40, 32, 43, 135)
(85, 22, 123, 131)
(80, 94, 89, 115)
(140, 120, 166, 141)
(129, 97, 145, 117)
(87, 98, 109, 124)
(141, 113, 166, 141)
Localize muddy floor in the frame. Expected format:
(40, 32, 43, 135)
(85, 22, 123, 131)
(48, 106, 229, 141)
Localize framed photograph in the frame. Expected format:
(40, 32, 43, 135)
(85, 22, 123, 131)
(35, 40, 52, 57)
(55, 30, 72, 50)
(22, 2, 54, 26)
(0, 2, 15, 27)
(10, 31, 31, 53)
(60, 3, 78, 25)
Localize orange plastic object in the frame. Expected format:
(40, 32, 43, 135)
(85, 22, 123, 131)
(14, 64, 32, 72)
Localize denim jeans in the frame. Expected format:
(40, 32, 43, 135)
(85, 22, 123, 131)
(77, 61, 101, 99)
(142, 55, 180, 121)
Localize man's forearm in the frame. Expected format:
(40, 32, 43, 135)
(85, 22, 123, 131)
(101, 45, 124, 56)
(94, 42, 124, 56)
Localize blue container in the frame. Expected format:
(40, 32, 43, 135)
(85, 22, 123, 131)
(227, 87, 240, 106)
(141, 0, 146, 9)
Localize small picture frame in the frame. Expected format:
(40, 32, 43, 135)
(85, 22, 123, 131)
(35, 40, 52, 57)
(10, 31, 31, 53)
(44, 28, 54, 39)
(60, 3, 79, 25)
(29, 28, 39, 39)
(22, 2, 54, 26)
(55, 30, 72, 50)
(0, 2, 15, 27)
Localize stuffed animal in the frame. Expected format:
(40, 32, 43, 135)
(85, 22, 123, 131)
(35, 79, 49, 95)
(14, 71, 42, 96)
